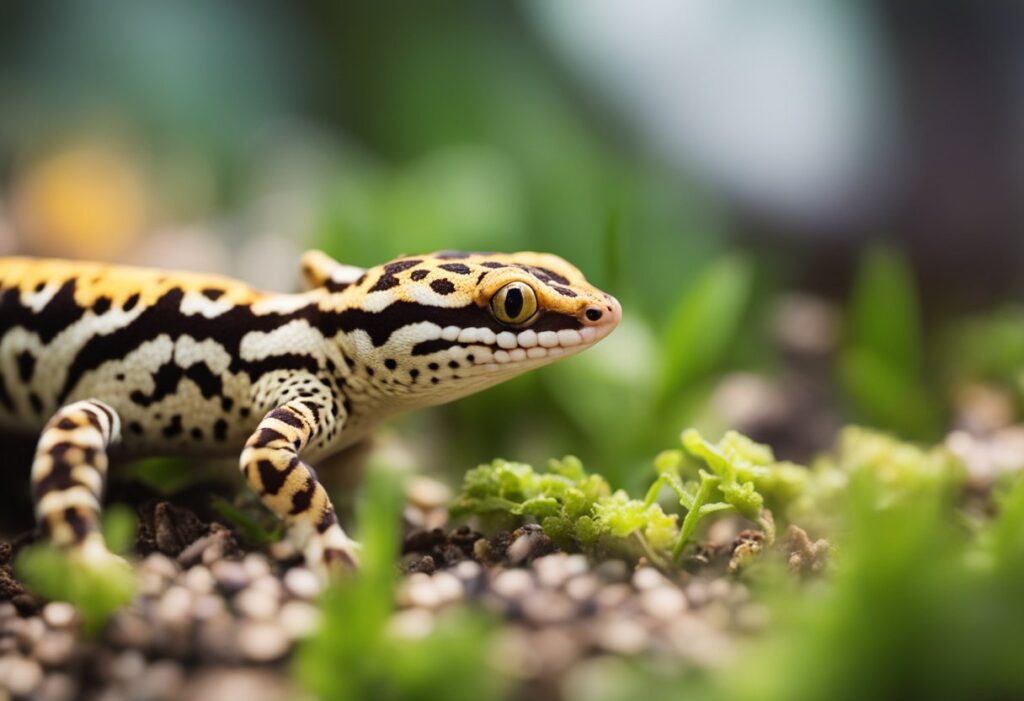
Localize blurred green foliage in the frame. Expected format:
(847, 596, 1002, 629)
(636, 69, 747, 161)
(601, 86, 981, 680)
(15, 505, 137, 636)
(839, 246, 941, 439)
(298, 465, 507, 701)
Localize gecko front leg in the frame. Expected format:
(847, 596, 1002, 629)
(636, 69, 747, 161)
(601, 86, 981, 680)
(30, 399, 123, 565)
(239, 385, 358, 580)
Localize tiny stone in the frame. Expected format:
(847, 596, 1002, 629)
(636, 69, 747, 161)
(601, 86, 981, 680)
(0, 636, 17, 654)
(506, 525, 553, 565)
(596, 617, 650, 655)
(388, 608, 435, 640)
(278, 601, 321, 640)
(639, 586, 688, 619)
(143, 553, 180, 581)
(0, 602, 16, 620)
(211, 560, 249, 594)
(157, 586, 195, 627)
(109, 649, 146, 682)
(707, 578, 731, 601)
(129, 660, 185, 701)
(184, 565, 215, 594)
(430, 571, 464, 604)
(0, 655, 44, 696)
(196, 612, 239, 663)
(452, 559, 483, 581)
(398, 573, 441, 609)
(35, 672, 76, 701)
(33, 631, 76, 667)
(283, 567, 321, 601)
(491, 568, 535, 599)
(564, 574, 600, 602)
(632, 567, 668, 591)
(234, 588, 279, 620)
(106, 611, 152, 650)
(533, 554, 573, 589)
(249, 575, 284, 601)
(268, 539, 299, 563)
(406, 476, 452, 510)
(192, 594, 226, 621)
(42, 602, 78, 630)
(237, 622, 290, 662)
(594, 583, 632, 610)
(242, 554, 271, 580)
(593, 560, 630, 582)
(521, 590, 577, 625)
(13, 617, 45, 652)
(685, 580, 710, 608)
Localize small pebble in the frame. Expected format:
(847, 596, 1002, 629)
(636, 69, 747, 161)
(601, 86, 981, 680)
(41, 602, 78, 630)
(452, 559, 483, 581)
(564, 574, 600, 602)
(143, 553, 180, 581)
(242, 554, 271, 580)
(12, 617, 45, 652)
(283, 567, 321, 601)
(0, 655, 43, 696)
(184, 566, 215, 594)
(156, 586, 194, 627)
(594, 584, 632, 610)
(430, 571, 464, 604)
(533, 554, 574, 589)
(388, 608, 435, 640)
(278, 601, 321, 639)
(398, 573, 441, 609)
(36, 672, 76, 701)
(406, 476, 452, 510)
(234, 588, 279, 620)
(106, 611, 152, 650)
(521, 591, 577, 625)
(632, 567, 668, 591)
(492, 569, 535, 599)
(211, 560, 249, 594)
(192, 594, 226, 621)
(33, 631, 76, 667)
(640, 586, 688, 619)
(595, 616, 649, 655)
(129, 660, 185, 701)
(108, 649, 146, 683)
(593, 560, 630, 582)
(237, 622, 289, 662)
(685, 580, 710, 608)
(0, 602, 16, 621)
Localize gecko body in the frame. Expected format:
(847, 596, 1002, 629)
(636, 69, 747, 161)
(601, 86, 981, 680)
(0, 250, 620, 575)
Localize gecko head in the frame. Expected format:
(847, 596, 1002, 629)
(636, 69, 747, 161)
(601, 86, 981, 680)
(315, 250, 621, 404)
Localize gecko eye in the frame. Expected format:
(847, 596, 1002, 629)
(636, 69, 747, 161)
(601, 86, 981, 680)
(490, 282, 538, 326)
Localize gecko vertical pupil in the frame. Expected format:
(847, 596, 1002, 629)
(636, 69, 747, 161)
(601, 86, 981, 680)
(504, 287, 524, 319)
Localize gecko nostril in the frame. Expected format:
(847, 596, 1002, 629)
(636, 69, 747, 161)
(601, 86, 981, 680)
(585, 308, 603, 322)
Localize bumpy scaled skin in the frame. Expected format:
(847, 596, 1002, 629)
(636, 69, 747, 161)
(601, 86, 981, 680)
(0, 250, 621, 577)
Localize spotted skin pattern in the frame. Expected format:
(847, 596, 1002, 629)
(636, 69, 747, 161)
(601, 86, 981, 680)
(0, 250, 621, 577)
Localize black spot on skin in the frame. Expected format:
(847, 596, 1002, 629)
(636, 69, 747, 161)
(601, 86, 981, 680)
(62, 506, 91, 542)
(410, 369, 420, 381)
(92, 296, 112, 315)
(325, 280, 350, 293)
(163, 414, 183, 438)
(34, 282, 45, 293)
(123, 293, 140, 312)
(214, 419, 229, 441)
(269, 407, 305, 430)
(385, 259, 422, 275)
(430, 279, 456, 295)
(410, 269, 429, 281)
(289, 478, 316, 514)
(476, 272, 487, 284)
(222, 397, 234, 412)
(0, 278, 86, 345)
(240, 408, 251, 418)
(552, 285, 578, 298)
(448, 360, 460, 369)
(29, 392, 43, 414)
(436, 251, 470, 260)
(56, 418, 77, 430)
(431, 377, 439, 385)
(202, 288, 224, 301)
(481, 261, 506, 269)
(129, 360, 224, 408)
(467, 354, 475, 363)
(428, 362, 440, 371)
(253, 427, 287, 447)
(191, 427, 204, 440)
(316, 508, 337, 533)
(439, 263, 471, 275)
(536, 267, 570, 285)
(15, 351, 35, 383)
(258, 457, 296, 496)
(115, 373, 125, 381)
(129, 422, 143, 435)
(366, 367, 375, 377)
(370, 275, 400, 292)
(384, 358, 397, 371)
(354, 274, 367, 287)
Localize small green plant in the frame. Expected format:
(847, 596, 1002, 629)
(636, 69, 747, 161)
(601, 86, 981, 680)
(452, 428, 800, 566)
(298, 467, 507, 701)
(15, 505, 138, 636)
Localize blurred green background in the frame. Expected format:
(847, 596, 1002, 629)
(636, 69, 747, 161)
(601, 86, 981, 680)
(2, 0, 1023, 489)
